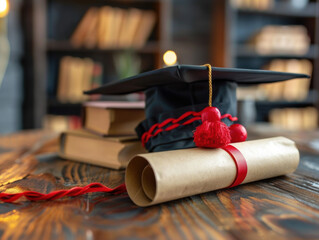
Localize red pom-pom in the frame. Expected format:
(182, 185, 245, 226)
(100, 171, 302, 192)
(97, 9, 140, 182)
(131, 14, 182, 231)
(201, 107, 221, 122)
(194, 121, 231, 148)
(229, 124, 247, 143)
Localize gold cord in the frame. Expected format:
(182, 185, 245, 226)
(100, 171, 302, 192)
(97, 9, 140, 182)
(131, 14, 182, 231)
(203, 64, 212, 107)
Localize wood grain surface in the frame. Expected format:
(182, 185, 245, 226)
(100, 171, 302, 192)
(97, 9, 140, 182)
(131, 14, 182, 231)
(0, 131, 318, 240)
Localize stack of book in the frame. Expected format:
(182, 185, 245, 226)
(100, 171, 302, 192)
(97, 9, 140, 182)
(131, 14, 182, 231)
(57, 56, 103, 102)
(70, 6, 156, 49)
(59, 101, 146, 169)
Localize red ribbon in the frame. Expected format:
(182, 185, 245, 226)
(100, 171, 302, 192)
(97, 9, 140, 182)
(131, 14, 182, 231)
(141, 109, 238, 146)
(222, 145, 248, 188)
(0, 146, 247, 203)
(0, 183, 126, 203)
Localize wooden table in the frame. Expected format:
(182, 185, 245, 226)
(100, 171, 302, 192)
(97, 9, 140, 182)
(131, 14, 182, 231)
(0, 129, 318, 240)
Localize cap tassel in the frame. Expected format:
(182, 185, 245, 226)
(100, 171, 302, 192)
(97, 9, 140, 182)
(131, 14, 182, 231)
(193, 64, 247, 148)
(229, 123, 247, 143)
(194, 107, 231, 148)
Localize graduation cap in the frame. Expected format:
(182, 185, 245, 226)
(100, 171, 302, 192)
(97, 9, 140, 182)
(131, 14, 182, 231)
(85, 64, 309, 152)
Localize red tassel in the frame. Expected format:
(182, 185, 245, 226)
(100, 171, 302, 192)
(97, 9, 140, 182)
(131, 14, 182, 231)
(229, 124, 247, 143)
(194, 107, 231, 148)
(201, 106, 221, 122)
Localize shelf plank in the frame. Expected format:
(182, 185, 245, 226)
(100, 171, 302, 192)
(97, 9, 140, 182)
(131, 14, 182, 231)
(255, 100, 314, 108)
(236, 45, 318, 59)
(46, 40, 161, 54)
(235, 2, 318, 18)
(238, 90, 317, 121)
(47, 98, 140, 115)
(254, 99, 315, 122)
(47, 99, 83, 116)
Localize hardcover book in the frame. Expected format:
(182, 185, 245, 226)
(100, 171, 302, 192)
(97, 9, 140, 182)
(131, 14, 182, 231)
(82, 101, 145, 136)
(59, 129, 145, 169)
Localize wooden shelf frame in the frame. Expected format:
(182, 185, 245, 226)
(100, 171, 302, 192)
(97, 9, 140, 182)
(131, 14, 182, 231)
(236, 44, 318, 59)
(22, 0, 171, 128)
(46, 40, 162, 54)
(211, 0, 319, 121)
(235, 2, 318, 18)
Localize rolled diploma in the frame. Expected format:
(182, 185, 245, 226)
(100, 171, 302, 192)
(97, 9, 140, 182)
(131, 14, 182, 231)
(125, 137, 299, 207)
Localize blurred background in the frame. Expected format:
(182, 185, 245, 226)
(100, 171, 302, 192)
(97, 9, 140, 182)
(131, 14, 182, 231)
(0, 0, 318, 134)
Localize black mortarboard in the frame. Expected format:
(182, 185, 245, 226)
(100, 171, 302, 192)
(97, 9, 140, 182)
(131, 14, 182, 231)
(85, 65, 309, 152)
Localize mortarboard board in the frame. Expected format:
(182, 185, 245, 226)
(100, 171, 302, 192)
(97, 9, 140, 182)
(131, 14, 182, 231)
(85, 65, 310, 152)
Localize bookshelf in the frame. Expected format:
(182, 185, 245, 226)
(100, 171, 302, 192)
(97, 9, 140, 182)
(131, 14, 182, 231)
(236, 44, 318, 59)
(47, 40, 162, 54)
(23, 0, 171, 129)
(211, 0, 319, 124)
(236, 1, 317, 18)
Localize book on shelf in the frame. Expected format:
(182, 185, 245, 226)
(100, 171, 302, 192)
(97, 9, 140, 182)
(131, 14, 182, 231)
(261, 59, 286, 101)
(89, 63, 103, 101)
(269, 107, 318, 131)
(283, 59, 312, 101)
(57, 56, 103, 103)
(59, 129, 145, 169)
(71, 6, 156, 49)
(111, 8, 126, 48)
(231, 0, 274, 10)
(118, 8, 143, 48)
(83, 9, 99, 49)
(70, 7, 99, 48)
(258, 59, 312, 101)
(57, 56, 71, 102)
(98, 6, 116, 49)
(250, 25, 310, 55)
(232, 0, 310, 11)
(82, 101, 145, 136)
(133, 10, 156, 49)
(44, 115, 81, 132)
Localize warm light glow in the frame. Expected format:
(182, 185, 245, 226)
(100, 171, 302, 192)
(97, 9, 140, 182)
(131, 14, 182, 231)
(0, 0, 9, 18)
(163, 50, 177, 66)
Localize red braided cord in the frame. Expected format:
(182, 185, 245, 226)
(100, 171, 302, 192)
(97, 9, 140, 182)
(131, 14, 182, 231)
(141, 109, 238, 146)
(0, 183, 126, 203)
(221, 114, 238, 122)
